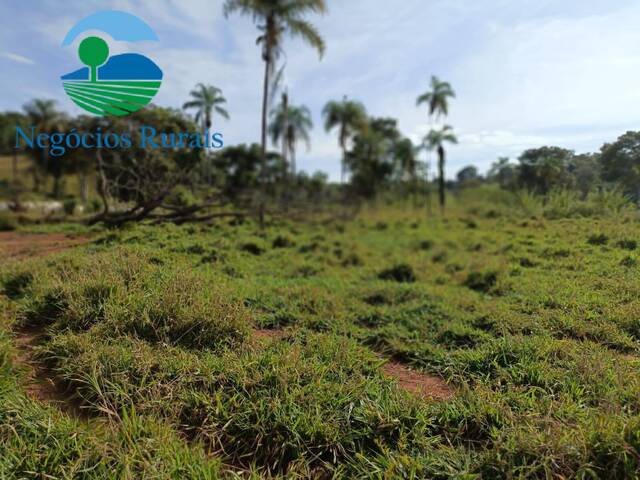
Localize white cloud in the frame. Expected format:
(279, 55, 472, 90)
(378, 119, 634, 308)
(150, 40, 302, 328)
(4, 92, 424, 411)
(1, 52, 34, 65)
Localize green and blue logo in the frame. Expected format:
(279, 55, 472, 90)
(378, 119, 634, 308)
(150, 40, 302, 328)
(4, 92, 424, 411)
(60, 10, 163, 117)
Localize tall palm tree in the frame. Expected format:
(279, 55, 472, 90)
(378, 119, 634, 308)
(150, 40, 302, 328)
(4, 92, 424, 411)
(322, 96, 367, 184)
(224, 0, 326, 226)
(416, 76, 456, 121)
(423, 125, 457, 212)
(23, 99, 65, 194)
(269, 102, 312, 177)
(183, 83, 229, 132)
(5, 112, 27, 184)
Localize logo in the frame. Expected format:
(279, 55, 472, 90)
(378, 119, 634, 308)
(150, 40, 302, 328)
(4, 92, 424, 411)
(60, 11, 163, 117)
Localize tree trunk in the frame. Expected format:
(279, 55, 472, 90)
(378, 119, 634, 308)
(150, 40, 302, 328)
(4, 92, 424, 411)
(12, 151, 18, 183)
(96, 150, 110, 215)
(340, 129, 346, 184)
(291, 146, 296, 178)
(53, 175, 62, 199)
(259, 51, 270, 229)
(79, 172, 89, 204)
(205, 118, 212, 185)
(282, 91, 289, 181)
(438, 146, 445, 212)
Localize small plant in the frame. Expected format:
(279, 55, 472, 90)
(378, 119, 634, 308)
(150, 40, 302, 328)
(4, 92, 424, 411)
(341, 253, 363, 267)
(0, 211, 17, 231)
(240, 242, 264, 256)
(620, 255, 637, 267)
(464, 270, 498, 293)
(587, 233, 608, 245)
(418, 240, 434, 251)
(378, 264, 416, 283)
(616, 239, 637, 251)
(272, 235, 295, 248)
(63, 198, 77, 216)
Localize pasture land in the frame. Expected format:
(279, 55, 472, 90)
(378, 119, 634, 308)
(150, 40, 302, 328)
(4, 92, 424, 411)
(1, 202, 639, 478)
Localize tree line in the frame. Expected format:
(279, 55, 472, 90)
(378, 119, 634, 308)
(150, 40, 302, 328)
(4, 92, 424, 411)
(1, 0, 639, 226)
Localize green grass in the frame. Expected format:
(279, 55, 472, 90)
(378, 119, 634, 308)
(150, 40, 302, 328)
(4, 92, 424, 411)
(2, 194, 640, 477)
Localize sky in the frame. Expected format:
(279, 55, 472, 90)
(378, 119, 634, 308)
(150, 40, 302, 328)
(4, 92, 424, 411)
(1, 0, 640, 180)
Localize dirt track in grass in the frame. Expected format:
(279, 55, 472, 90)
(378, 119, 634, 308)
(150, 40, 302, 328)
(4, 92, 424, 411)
(253, 328, 454, 401)
(0, 231, 89, 263)
(4, 233, 452, 415)
(3, 232, 90, 416)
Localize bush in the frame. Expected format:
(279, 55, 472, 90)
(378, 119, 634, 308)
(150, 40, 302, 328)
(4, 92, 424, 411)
(617, 239, 637, 251)
(240, 243, 264, 256)
(272, 235, 295, 249)
(63, 198, 77, 216)
(0, 211, 17, 232)
(464, 270, 498, 293)
(378, 264, 416, 283)
(587, 233, 608, 246)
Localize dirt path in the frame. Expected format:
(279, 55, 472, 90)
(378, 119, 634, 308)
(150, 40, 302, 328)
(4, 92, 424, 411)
(382, 361, 453, 401)
(0, 231, 90, 263)
(12, 326, 86, 417)
(253, 328, 453, 401)
(2, 232, 90, 415)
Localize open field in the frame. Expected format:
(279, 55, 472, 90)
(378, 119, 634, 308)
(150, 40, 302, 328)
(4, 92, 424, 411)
(1, 198, 640, 478)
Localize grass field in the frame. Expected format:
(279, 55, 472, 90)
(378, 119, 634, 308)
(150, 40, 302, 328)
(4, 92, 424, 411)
(1, 195, 640, 478)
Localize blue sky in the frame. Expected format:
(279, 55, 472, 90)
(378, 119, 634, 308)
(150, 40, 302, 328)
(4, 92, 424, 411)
(1, 0, 640, 180)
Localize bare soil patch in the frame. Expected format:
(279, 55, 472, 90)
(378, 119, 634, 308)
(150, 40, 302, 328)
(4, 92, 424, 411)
(12, 326, 86, 417)
(0, 232, 89, 263)
(382, 361, 454, 400)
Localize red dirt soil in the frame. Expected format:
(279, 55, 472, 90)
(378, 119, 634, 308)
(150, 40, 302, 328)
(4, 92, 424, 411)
(0, 232, 89, 262)
(382, 361, 454, 401)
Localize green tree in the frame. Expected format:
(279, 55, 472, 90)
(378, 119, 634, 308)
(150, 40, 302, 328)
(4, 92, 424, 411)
(223, 0, 326, 225)
(456, 165, 480, 186)
(346, 117, 400, 198)
(423, 125, 457, 211)
(322, 96, 367, 183)
(488, 156, 517, 190)
(518, 146, 573, 194)
(569, 153, 601, 197)
(214, 144, 285, 200)
(269, 101, 312, 177)
(183, 83, 229, 131)
(416, 76, 456, 121)
(600, 131, 640, 200)
(22, 99, 67, 195)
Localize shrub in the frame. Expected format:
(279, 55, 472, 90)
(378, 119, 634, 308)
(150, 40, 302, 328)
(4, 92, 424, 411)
(587, 234, 608, 246)
(464, 270, 498, 293)
(272, 235, 295, 249)
(620, 255, 637, 267)
(63, 198, 77, 216)
(617, 239, 637, 251)
(240, 242, 264, 256)
(378, 264, 416, 283)
(0, 211, 17, 232)
(2, 271, 33, 299)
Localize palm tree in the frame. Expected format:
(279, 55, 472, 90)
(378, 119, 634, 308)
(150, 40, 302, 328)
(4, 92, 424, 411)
(416, 76, 456, 121)
(183, 83, 229, 132)
(223, 0, 327, 226)
(423, 125, 457, 212)
(6, 112, 27, 184)
(269, 102, 312, 177)
(322, 96, 367, 184)
(23, 99, 65, 194)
